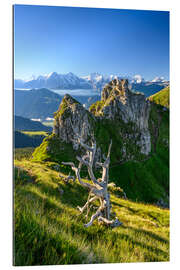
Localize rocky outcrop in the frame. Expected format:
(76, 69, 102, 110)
(101, 79, 150, 129)
(53, 79, 151, 160)
(53, 94, 95, 150)
(96, 79, 151, 155)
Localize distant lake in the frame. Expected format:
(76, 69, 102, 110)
(15, 88, 100, 97)
(52, 89, 100, 96)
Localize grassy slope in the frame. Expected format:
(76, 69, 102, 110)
(148, 86, 169, 108)
(109, 103, 169, 204)
(14, 158, 169, 266)
(42, 120, 54, 127)
(32, 101, 169, 205)
(21, 131, 49, 137)
(14, 147, 35, 161)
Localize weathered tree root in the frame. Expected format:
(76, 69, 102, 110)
(98, 216, 123, 228)
(62, 126, 123, 228)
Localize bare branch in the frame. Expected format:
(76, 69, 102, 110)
(62, 137, 122, 228)
(84, 208, 102, 227)
(107, 139, 112, 159)
(98, 216, 122, 227)
(62, 161, 93, 190)
(76, 156, 89, 167)
(77, 195, 98, 214)
(62, 162, 75, 167)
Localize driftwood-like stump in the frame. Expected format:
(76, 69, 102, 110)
(62, 128, 122, 228)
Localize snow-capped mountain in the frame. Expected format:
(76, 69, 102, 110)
(131, 75, 145, 84)
(14, 79, 26, 88)
(150, 77, 166, 83)
(130, 76, 169, 97)
(15, 72, 169, 97)
(81, 72, 121, 90)
(15, 72, 92, 90)
(82, 73, 169, 97)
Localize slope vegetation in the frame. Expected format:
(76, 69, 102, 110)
(14, 158, 169, 266)
(32, 81, 169, 206)
(148, 86, 169, 108)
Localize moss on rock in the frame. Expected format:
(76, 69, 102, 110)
(32, 134, 77, 164)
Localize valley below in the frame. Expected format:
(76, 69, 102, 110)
(13, 78, 170, 265)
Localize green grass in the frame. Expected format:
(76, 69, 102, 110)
(32, 102, 169, 205)
(32, 134, 77, 164)
(14, 147, 35, 161)
(89, 100, 105, 116)
(42, 121, 54, 127)
(54, 95, 80, 120)
(109, 152, 169, 205)
(14, 157, 169, 266)
(148, 86, 169, 108)
(21, 131, 50, 137)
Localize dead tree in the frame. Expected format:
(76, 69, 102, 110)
(62, 129, 122, 228)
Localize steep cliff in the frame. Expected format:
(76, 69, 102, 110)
(90, 79, 151, 155)
(34, 79, 151, 163)
(53, 94, 95, 149)
(32, 79, 169, 205)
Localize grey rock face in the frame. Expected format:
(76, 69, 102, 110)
(54, 79, 151, 158)
(53, 94, 95, 151)
(101, 79, 151, 155)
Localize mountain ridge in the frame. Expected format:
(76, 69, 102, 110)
(15, 71, 169, 93)
(14, 115, 52, 132)
(32, 79, 169, 206)
(14, 88, 100, 120)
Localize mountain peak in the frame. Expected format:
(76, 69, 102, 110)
(151, 76, 166, 83)
(47, 72, 58, 78)
(90, 78, 151, 155)
(53, 78, 151, 156)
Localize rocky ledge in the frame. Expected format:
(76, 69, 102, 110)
(53, 79, 151, 158)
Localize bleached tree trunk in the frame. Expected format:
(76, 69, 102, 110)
(62, 128, 122, 228)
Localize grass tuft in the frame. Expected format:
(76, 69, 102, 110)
(14, 157, 169, 266)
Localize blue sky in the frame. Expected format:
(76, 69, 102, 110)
(14, 5, 169, 80)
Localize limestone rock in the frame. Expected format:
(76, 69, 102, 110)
(100, 79, 151, 155)
(53, 94, 96, 151)
(53, 79, 151, 160)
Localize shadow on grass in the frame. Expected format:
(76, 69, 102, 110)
(111, 200, 169, 227)
(122, 224, 169, 245)
(36, 179, 88, 209)
(15, 214, 98, 266)
(15, 185, 169, 264)
(116, 231, 168, 259)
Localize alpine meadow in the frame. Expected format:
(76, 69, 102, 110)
(13, 5, 169, 266)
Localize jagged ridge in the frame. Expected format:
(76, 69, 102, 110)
(32, 79, 169, 205)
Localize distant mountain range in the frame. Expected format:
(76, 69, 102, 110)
(14, 88, 100, 120)
(14, 88, 62, 119)
(14, 72, 169, 120)
(14, 115, 52, 132)
(14, 72, 92, 90)
(15, 72, 169, 93)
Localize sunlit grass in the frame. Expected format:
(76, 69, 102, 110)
(14, 147, 35, 160)
(14, 159, 169, 266)
(21, 131, 49, 136)
(42, 121, 54, 127)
